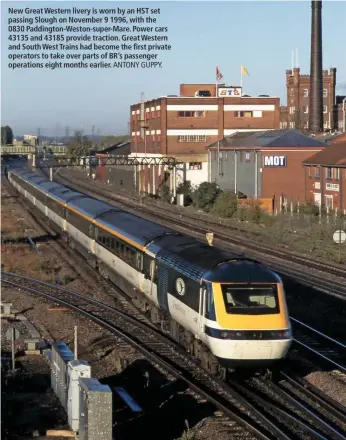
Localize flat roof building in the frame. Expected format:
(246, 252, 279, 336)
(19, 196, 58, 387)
(130, 84, 281, 193)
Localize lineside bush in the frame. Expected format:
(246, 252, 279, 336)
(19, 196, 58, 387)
(211, 191, 238, 218)
(191, 181, 221, 212)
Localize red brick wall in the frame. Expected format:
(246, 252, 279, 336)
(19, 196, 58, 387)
(304, 165, 346, 211)
(261, 148, 325, 207)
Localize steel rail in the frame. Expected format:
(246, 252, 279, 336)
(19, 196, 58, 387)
(291, 319, 346, 374)
(266, 379, 346, 440)
(3, 271, 346, 438)
(230, 380, 331, 440)
(279, 372, 346, 422)
(50, 171, 346, 298)
(56, 171, 346, 279)
(1, 273, 288, 440)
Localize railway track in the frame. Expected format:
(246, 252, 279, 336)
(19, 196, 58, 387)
(2, 271, 346, 440)
(4, 168, 343, 438)
(291, 318, 346, 374)
(51, 170, 346, 299)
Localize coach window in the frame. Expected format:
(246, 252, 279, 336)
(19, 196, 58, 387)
(89, 224, 93, 238)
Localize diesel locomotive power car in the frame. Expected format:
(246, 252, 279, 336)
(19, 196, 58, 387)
(8, 168, 293, 376)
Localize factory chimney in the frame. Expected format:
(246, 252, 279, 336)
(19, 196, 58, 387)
(309, 0, 323, 133)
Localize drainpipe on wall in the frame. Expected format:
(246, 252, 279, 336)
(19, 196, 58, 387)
(255, 151, 258, 198)
(234, 151, 237, 194)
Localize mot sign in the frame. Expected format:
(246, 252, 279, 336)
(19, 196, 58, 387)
(263, 155, 287, 167)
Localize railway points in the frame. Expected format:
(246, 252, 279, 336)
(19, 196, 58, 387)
(3, 271, 346, 440)
(3, 166, 341, 438)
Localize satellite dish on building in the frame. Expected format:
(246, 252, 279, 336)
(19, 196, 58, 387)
(333, 230, 346, 244)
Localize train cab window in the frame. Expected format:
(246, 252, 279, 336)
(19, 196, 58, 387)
(221, 284, 279, 315)
(204, 283, 216, 321)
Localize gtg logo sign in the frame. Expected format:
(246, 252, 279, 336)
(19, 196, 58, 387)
(263, 155, 287, 167)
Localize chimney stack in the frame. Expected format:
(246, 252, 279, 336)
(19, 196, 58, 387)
(309, 0, 323, 133)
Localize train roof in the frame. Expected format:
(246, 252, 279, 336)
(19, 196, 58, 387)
(154, 236, 244, 281)
(95, 210, 175, 246)
(18, 171, 37, 180)
(67, 196, 117, 219)
(27, 176, 48, 186)
(49, 187, 86, 203)
(202, 259, 281, 283)
(36, 181, 64, 193)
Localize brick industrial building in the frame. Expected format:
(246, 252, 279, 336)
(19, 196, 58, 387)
(280, 67, 337, 131)
(303, 135, 346, 212)
(206, 129, 327, 211)
(336, 95, 346, 132)
(130, 83, 280, 193)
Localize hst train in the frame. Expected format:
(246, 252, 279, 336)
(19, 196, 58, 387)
(7, 167, 293, 377)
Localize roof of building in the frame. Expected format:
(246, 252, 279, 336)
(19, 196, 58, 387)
(315, 132, 346, 144)
(302, 142, 346, 167)
(207, 129, 328, 150)
(97, 140, 130, 154)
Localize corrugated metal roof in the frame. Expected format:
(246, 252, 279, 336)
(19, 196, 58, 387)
(302, 142, 346, 166)
(207, 129, 328, 149)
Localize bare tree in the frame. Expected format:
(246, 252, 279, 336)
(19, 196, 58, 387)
(68, 130, 92, 157)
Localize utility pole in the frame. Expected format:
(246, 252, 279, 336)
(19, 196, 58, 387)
(36, 127, 41, 146)
(91, 125, 95, 150)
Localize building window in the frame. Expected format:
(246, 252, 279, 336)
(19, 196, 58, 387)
(178, 135, 207, 143)
(326, 167, 332, 179)
(334, 168, 340, 180)
(289, 122, 295, 128)
(280, 121, 288, 129)
(156, 110, 160, 118)
(303, 106, 309, 114)
(240, 151, 252, 162)
(189, 162, 202, 170)
(323, 89, 328, 98)
(304, 121, 309, 129)
(323, 105, 328, 114)
(325, 195, 333, 209)
(235, 111, 253, 118)
(289, 106, 295, 114)
(178, 111, 205, 118)
(303, 89, 309, 97)
(315, 167, 320, 178)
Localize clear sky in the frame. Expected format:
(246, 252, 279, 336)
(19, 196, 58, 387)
(1, 0, 346, 137)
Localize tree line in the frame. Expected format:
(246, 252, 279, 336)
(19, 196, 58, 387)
(1, 126, 14, 145)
